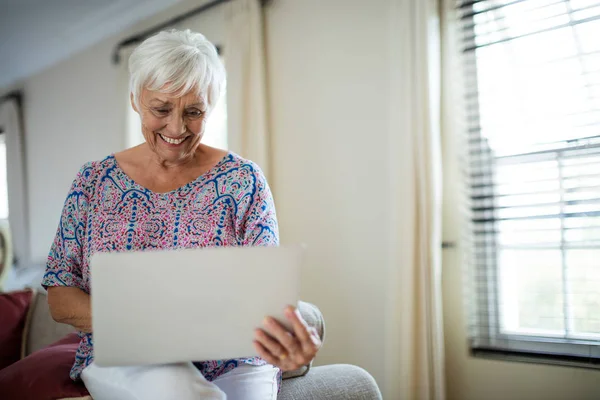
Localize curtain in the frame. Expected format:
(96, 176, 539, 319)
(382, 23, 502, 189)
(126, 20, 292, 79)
(385, 0, 445, 399)
(0, 98, 30, 268)
(224, 0, 271, 180)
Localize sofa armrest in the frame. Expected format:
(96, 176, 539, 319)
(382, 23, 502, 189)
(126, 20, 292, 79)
(25, 290, 75, 357)
(279, 364, 382, 400)
(282, 301, 325, 380)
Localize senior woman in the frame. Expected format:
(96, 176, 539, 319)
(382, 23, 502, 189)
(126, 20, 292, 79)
(42, 29, 320, 400)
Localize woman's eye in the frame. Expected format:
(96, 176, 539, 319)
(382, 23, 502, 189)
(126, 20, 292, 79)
(186, 109, 204, 118)
(154, 108, 170, 115)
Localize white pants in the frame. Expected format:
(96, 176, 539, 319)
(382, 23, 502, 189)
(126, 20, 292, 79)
(81, 362, 279, 400)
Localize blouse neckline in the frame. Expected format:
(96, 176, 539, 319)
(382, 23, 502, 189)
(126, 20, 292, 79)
(108, 152, 232, 195)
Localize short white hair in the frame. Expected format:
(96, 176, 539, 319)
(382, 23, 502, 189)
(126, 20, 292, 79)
(128, 29, 225, 111)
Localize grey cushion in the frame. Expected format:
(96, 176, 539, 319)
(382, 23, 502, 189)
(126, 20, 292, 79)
(279, 364, 382, 400)
(25, 290, 75, 356)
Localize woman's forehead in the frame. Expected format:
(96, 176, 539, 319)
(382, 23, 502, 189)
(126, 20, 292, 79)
(142, 87, 206, 105)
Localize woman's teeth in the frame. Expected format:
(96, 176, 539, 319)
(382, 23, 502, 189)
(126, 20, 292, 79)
(159, 134, 186, 145)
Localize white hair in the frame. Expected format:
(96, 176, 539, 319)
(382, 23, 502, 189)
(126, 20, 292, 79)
(128, 29, 225, 111)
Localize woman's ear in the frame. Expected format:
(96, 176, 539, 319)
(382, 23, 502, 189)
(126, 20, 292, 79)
(130, 92, 139, 113)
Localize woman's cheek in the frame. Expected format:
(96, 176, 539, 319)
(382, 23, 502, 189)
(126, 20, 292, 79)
(191, 119, 207, 137)
(141, 124, 155, 144)
(142, 115, 164, 132)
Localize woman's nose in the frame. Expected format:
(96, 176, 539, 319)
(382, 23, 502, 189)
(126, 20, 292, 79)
(165, 117, 186, 136)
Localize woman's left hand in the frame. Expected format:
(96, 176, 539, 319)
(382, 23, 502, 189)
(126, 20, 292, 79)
(253, 306, 322, 371)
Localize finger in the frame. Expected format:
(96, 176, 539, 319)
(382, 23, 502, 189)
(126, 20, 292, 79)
(284, 307, 315, 353)
(254, 328, 288, 360)
(253, 340, 280, 367)
(262, 317, 302, 359)
(309, 327, 322, 349)
(263, 316, 301, 354)
(309, 327, 322, 345)
(284, 307, 310, 341)
(253, 340, 300, 372)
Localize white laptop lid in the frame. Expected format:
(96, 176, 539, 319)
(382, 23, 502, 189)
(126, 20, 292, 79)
(90, 245, 303, 367)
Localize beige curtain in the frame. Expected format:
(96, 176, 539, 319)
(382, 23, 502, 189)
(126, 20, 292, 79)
(224, 0, 270, 179)
(0, 98, 29, 268)
(384, 0, 445, 399)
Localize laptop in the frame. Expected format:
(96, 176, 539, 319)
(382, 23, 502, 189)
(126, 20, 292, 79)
(90, 245, 304, 367)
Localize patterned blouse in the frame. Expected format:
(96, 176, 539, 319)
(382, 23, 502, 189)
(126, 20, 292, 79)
(41, 152, 279, 382)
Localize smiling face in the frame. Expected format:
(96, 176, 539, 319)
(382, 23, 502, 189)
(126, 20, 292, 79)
(132, 87, 208, 165)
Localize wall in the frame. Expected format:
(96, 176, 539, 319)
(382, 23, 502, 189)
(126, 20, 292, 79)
(24, 38, 121, 261)
(264, 0, 391, 390)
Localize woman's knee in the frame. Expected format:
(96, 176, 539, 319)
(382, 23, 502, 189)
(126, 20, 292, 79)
(213, 365, 279, 400)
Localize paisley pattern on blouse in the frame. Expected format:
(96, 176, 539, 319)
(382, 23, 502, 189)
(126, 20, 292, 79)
(42, 152, 279, 383)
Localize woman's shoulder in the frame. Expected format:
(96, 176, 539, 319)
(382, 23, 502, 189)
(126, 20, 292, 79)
(221, 151, 266, 180)
(77, 154, 116, 176)
(216, 153, 272, 201)
(70, 154, 117, 191)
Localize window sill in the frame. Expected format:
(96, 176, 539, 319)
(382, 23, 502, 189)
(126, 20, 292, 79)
(471, 347, 600, 371)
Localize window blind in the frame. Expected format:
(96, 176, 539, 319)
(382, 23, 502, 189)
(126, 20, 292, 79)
(458, 0, 600, 362)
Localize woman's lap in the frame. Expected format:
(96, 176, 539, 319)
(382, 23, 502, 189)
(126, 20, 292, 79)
(213, 364, 279, 400)
(81, 362, 278, 400)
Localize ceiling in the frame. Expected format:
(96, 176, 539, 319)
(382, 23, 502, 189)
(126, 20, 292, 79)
(0, 0, 183, 89)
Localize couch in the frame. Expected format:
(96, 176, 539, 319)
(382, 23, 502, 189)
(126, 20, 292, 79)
(16, 289, 382, 399)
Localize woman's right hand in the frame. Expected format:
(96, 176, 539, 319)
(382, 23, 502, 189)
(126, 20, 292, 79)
(47, 286, 93, 333)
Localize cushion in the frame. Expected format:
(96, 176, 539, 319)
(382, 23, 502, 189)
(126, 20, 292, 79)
(278, 364, 382, 400)
(24, 290, 75, 357)
(0, 288, 34, 370)
(0, 332, 90, 400)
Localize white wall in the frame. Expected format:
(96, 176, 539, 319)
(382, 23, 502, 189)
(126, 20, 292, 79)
(265, 0, 391, 389)
(24, 38, 122, 261)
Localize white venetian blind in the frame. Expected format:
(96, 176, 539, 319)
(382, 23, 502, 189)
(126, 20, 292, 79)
(459, 0, 600, 361)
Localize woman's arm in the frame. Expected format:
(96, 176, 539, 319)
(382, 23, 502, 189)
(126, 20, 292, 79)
(47, 286, 92, 333)
(239, 163, 279, 246)
(43, 163, 93, 333)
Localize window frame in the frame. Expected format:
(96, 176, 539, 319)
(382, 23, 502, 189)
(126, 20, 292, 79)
(461, 0, 600, 367)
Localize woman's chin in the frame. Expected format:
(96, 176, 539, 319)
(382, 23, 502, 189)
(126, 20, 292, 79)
(156, 142, 197, 162)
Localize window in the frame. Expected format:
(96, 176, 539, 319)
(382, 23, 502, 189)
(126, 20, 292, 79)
(126, 80, 228, 150)
(459, 0, 600, 363)
(0, 133, 8, 220)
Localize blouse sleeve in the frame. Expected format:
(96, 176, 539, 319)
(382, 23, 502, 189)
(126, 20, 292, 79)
(41, 163, 92, 290)
(240, 166, 280, 247)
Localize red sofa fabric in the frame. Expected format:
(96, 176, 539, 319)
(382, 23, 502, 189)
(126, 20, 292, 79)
(0, 332, 90, 400)
(0, 289, 33, 370)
